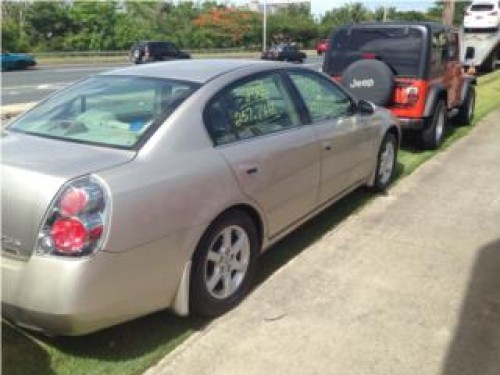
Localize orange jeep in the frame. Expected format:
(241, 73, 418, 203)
(323, 22, 477, 149)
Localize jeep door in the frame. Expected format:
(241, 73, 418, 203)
(287, 70, 378, 204)
(431, 30, 462, 108)
(445, 31, 464, 107)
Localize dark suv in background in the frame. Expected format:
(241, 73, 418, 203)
(261, 43, 307, 63)
(323, 22, 476, 149)
(130, 41, 191, 64)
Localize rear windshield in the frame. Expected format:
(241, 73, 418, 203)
(326, 27, 424, 77)
(470, 4, 494, 11)
(8, 76, 200, 149)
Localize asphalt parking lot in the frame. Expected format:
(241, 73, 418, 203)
(146, 109, 500, 375)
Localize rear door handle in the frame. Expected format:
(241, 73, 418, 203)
(322, 141, 332, 151)
(238, 163, 260, 175)
(246, 167, 259, 175)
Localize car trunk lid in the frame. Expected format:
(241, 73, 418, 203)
(1, 132, 135, 259)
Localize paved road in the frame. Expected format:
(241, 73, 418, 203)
(147, 110, 500, 375)
(1, 63, 130, 105)
(1, 57, 323, 106)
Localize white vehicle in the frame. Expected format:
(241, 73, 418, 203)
(464, 1, 500, 32)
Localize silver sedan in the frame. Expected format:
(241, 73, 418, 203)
(1, 59, 400, 335)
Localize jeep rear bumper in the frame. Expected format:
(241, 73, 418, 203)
(398, 117, 426, 129)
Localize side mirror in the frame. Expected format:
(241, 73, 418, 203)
(357, 99, 375, 115)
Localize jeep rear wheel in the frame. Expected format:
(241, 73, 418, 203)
(421, 100, 447, 150)
(455, 86, 475, 126)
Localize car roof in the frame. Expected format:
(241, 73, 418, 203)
(102, 59, 286, 84)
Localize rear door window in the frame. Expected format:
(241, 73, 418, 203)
(327, 27, 424, 77)
(470, 4, 494, 11)
(205, 73, 301, 145)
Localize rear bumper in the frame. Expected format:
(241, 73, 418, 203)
(398, 117, 426, 130)
(1, 228, 197, 335)
(464, 19, 499, 29)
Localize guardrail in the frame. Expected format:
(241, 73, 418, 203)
(33, 48, 261, 59)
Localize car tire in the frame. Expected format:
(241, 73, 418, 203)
(372, 132, 397, 191)
(341, 59, 395, 106)
(190, 210, 259, 317)
(421, 100, 447, 150)
(482, 50, 498, 72)
(455, 85, 476, 126)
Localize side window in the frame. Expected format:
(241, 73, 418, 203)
(289, 72, 353, 123)
(448, 33, 459, 61)
(206, 73, 301, 145)
(431, 32, 446, 77)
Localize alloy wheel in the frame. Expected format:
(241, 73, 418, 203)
(203, 225, 250, 300)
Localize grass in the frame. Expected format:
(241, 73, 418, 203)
(2, 71, 500, 375)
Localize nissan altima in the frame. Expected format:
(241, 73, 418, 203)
(1, 59, 400, 335)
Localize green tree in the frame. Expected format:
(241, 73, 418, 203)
(319, 3, 371, 37)
(374, 7, 430, 22)
(267, 4, 317, 47)
(427, 1, 472, 25)
(25, 1, 73, 51)
(1, 1, 30, 51)
(67, 1, 118, 50)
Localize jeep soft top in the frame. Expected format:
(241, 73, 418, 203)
(323, 21, 450, 79)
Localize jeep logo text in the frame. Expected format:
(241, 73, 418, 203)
(350, 78, 375, 89)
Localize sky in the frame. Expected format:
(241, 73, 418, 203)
(218, 0, 436, 16)
(310, 0, 435, 15)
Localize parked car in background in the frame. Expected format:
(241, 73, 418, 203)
(130, 41, 191, 64)
(464, 1, 500, 32)
(1, 51, 37, 71)
(2, 59, 399, 335)
(316, 39, 329, 55)
(261, 43, 306, 63)
(323, 22, 477, 150)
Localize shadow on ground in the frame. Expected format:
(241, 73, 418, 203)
(442, 239, 500, 375)
(2, 321, 55, 375)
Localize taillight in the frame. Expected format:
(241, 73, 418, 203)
(406, 86, 420, 105)
(36, 175, 109, 257)
(393, 80, 426, 108)
(144, 47, 150, 58)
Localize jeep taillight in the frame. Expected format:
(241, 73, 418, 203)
(393, 80, 426, 107)
(36, 175, 109, 257)
(405, 86, 420, 105)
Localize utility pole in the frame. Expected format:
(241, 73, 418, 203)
(442, 0, 456, 26)
(263, 0, 267, 52)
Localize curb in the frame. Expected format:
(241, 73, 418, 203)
(1, 102, 36, 122)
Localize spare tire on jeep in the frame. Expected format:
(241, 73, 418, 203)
(341, 59, 395, 106)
